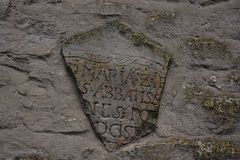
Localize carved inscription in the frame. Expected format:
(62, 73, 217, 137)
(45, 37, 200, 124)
(64, 53, 168, 150)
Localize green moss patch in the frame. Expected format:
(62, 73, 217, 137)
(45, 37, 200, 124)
(184, 85, 240, 126)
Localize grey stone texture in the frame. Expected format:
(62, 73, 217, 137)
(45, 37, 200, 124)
(0, 0, 239, 159)
(61, 22, 170, 150)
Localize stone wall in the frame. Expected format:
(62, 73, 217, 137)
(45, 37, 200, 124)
(0, 0, 239, 159)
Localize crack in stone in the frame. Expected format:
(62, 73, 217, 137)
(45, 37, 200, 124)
(22, 121, 88, 136)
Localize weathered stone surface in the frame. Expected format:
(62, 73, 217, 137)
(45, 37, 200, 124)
(62, 22, 170, 150)
(0, 0, 240, 159)
(108, 138, 240, 160)
(0, 0, 9, 18)
(23, 111, 88, 134)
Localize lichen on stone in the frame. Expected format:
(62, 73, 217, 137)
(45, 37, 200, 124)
(186, 37, 230, 59)
(194, 140, 240, 160)
(145, 10, 177, 29)
(184, 84, 212, 102)
(184, 85, 240, 126)
(97, 0, 128, 16)
(115, 22, 154, 47)
(113, 138, 240, 160)
(114, 22, 171, 61)
(62, 22, 171, 62)
(186, 37, 228, 52)
(204, 95, 239, 124)
(177, 138, 240, 160)
(150, 11, 177, 22)
(228, 70, 240, 84)
(64, 29, 99, 45)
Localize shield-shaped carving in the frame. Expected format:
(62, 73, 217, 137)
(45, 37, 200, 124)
(61, 22, 170, 151)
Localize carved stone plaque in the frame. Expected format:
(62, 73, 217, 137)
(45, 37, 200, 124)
(61, 22, 170, 151)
